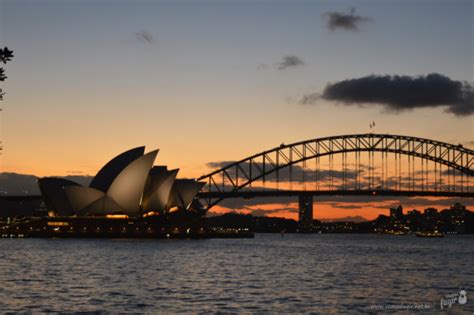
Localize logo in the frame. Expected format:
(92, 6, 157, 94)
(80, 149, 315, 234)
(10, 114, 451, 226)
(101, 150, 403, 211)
(458, 290, 467, 305)
(440, 290, 467, 309)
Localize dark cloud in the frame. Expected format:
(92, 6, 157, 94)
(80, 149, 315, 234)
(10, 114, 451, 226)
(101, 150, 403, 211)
(247, 209, 268, 217)
(323, 8, 373, 31)
(277, 55, 305, 70)
(244, 206, 298, 217)
(206, 161, 359, 183)
(218, 194, 473, 210)
(207, 161, 236, 168)
(219, 197, 292, 209)
(300, 73, 474, 116)
(325, 203, 366, 210)
(134, 30, 154, 45)
(370, 197, 472, 210)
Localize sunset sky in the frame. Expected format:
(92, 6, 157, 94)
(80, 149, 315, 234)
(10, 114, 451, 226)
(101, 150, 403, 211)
(0, 0, 473, 220)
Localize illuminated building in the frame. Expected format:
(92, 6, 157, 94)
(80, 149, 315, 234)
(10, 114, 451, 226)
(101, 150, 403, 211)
(298, 194, 313, 231)
(390, 205, 403, 220)
(37, 147, 205, 217)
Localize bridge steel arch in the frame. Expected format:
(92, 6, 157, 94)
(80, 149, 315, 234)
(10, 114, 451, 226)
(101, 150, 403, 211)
(197, 133, 474, 209)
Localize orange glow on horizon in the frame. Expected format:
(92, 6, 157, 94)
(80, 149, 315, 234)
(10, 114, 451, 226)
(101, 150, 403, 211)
(209, 197, 471, 221)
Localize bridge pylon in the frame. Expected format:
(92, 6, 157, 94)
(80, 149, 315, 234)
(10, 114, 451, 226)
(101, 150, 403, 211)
(298, 194, 313, 232)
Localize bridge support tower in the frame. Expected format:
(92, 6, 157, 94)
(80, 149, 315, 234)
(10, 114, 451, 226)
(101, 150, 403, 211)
(298, 194, 313, 232)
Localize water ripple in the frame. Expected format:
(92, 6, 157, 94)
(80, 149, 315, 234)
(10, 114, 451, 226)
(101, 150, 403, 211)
(0, 234, 472, 313)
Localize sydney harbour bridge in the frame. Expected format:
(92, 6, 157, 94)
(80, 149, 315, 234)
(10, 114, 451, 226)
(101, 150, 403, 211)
(196, 133, 473, 225)
(2, 133, 473, 225)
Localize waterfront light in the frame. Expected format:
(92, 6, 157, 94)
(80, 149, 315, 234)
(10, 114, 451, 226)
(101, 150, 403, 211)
(47, 222, 69, 227)
(105, 214, 129, 219)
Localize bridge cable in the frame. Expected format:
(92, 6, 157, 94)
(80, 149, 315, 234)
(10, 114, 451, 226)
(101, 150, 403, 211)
(289, 148, 293, 191)
(303, 145, 307, 191)
(382, 151, 385, 190)
(399, 151, 402, 191)
(276, 152, 279, 190)
(316, 154, 320, 191)
(342, 150, 346, 190)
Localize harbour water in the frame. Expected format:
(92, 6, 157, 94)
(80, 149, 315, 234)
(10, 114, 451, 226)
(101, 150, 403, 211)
(0, 234, 472, 313)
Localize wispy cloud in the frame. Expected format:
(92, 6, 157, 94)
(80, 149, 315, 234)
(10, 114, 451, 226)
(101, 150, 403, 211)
(256, 63, 269, 71)
(134, 30, 154, 45)
(323, 8, 373, 32)
(276, 55, 305, 70)
(299, 92, 320, 105)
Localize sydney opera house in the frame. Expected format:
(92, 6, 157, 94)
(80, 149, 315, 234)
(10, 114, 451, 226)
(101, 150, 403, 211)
(1, 147, 254, 238)
(38, 147, 205, 218)
(8, 147, 210, 238)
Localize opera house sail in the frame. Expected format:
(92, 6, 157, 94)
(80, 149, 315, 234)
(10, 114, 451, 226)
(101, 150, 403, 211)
(141, 166, 179, 214)
(167, 180, 206, 211)
(38, 178, 80, 216)
(37, 147, 205, 218)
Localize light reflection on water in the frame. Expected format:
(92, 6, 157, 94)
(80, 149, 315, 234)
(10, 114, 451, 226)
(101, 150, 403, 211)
(0, 234, 472, 313)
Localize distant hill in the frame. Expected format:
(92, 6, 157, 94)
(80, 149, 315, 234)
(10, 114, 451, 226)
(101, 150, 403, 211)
(0, 172, 92, 195)
(0, 172, 93, 218)
(207, 212, 298, 233)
